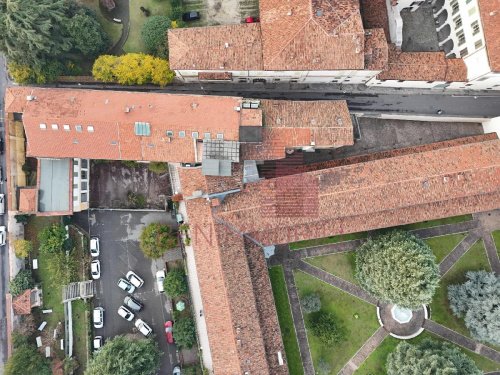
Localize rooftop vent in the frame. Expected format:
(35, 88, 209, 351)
(191, 102, 198, 109)
(179, 131, 186, 138)
(287, 9, 293, 16)
(166, 130, 174, 137)
(26, 95, 36, 101)
(192, 131, 199, 139)
(224, 42, 229, 48)
(125, 106, 131, 113)
(73, 139, 79, 144)
(39, 123, 47, 130)
(234, 106, 241, 112)
(110, 141, 118, 145)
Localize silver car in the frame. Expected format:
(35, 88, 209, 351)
(0, 226, 6, 246)
(124, 296, 143, 312)
(117, 278, 136, 294)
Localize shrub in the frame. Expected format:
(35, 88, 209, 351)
(5, 333, 51, 375)
(121, 160, 138, 168)
(46, 250, 78, 286)
(163, 268, 188, 297)
(309, 311, 346, 345)
(141, 16, 171, 58)
(355, 230, 439, 309)
(65, 8, 109, 57)
(139, 223, 177, 258)
(148, 162, 168, 174)
(387, 339, 481, 375)
(38, 223, 67, 254)
(448, 271, 500, 346)
(173, 317, 196, 349)
(14, 214, 31, 225)
(13, 240, 32, 259)
(127, 191, 147, 209)
(300, 293, 321, 314)
(171, 6, 184, 21)
(9, 270, 34, 297)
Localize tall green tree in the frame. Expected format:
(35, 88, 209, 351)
(38, 223, 67, 254)
(85, 336, 161, 375)
(355, 230, 439, 310)
(141, 16, 171, 58)
(173, 317, 197, 349)
(387, 339, 481, 375)
(65, 8, 109, 57)
(163, 268, 188, 297)
(9, 270, 34, 297)
(139, 223, 177, 258)
(5, 333, 51, 375)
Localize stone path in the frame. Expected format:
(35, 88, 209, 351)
(338, 327, 389, 375)
(439, 231, 481, 276)
(297, 239, 362, 258)
(483, 234, 500, 274)
(409, 219, 478, 239)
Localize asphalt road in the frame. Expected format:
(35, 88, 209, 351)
(0, 53, 10, 373)
(73, 210, 179, 374)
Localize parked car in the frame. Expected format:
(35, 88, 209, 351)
(156, 270, 166, 293)
(135, 319, 153, 337)
(182, 11, 200, 21)
(93, 336, 103, 351)
(245, 16, 260, 23)
(117, 306, 135, 321)
(90, 260, 101, 280)
(90, 237, 100, 257)
(0, 137, 4, 155)
(0, 226, 7, 246)
(126, 271, 144, 288)
(124, 296, 143, 312)
(176, 213, 184, 224)
(117, 278, 136, 294)
(93, 307, 104, 329)
(173, 365, 181, 375)
(164, 321, 174, 344)
(0, 194, 5, 215)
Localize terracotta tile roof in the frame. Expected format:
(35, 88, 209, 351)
(378, 45, 467, 82)
(8, 87, 242, 163)
(359, 0, 390, 40)
(242, 100, 353, 160)
(4, 87, 34, 113)
(260, 0, 365, 70)
(12, 289, 32, 315)
(18, 188, 38, 213)
(215, 138, 500, 246)
(364, 28, 389, 71)
(478, 0, 500, 72)
(168, 24, 263, 70)
(178, 165, 243, 197)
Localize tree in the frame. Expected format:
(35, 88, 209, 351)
(9, 270, 34, 297)
(38, 223, 67, 254)
(92, 54, 117, 82)
(163, 268, 188, 298)
(8, 60, 63, 84)
(85, 335, 160, 375)
(308, 311, 346, 345)
(5, 333, 51, 375)
(150, 58, 175, 86)
(355, 230, 439, 310)
(300, 293, 321, 314)
(387, 339, 481, 375)
(139, 223, 177, 258)
(141, 16, 170, 58)
(448, 271, 500, 346)
(173, 317, 197, 349)
(65, 9, 109, 57)
(13, 240, 32, 259)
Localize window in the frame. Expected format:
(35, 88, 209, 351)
(73, 159, 79, 166)
(475, 39, 483, 49)
(63, 124, 70, 131)
(73, 183, 78, 189)
(87, 125, 94, 132)
(75, 125, 82, 132)
(73, 171, 79, 178)
(81, 159, 88, 169)
(179, 131, 186, 138)
(451, 0, 459, 15)
(81, 181, 88, 191)
(460, 48, 468, 57)
(81, 193, 88, 203)
(204, 132, 211, 139)
(457, 30, 466, 46)
(166, 130, 174, 137)
(453, 16, 462, 29)
(51, 124, 58, 130)
(81, 170, 87, 180)
(192, 131, 199, 139)
(39, 123, 47, 130)
(216, 133, 224, 140)
(134, 122, 151, 136)
(471, 20, 480, 35)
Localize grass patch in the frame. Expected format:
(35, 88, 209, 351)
(290, 232, 367, 251)
(399, 214, 473, 231)
(492, 230, 500, 258)
(78, 0, 123, 48)
(424, 233, 468, 264)
(355, 331, 500, 375)
(294, 270, 379, 374)
(72, 300, 90, 374)
(430, 240, 491, 338)
(306, 251, 358, 285)
(123, 0, 172, 53)
(269, 266, 303, 375)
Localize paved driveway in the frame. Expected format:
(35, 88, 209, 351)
(73, 210, 180, 374)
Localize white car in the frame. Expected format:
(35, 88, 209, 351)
(90, 260, 101, 280)
(156, 270, 166, 293)
(93, 336, 103, 351)
(117, 306, 135, 321)
(172, 366, 181, 375)
(90, 237, 100, 257)
(117, 278, 136, 294)
(0, 226, 6, 246)
(126, 271, 144, 288)
(135, 319, 153, 337)
(93, 307, 104, 329)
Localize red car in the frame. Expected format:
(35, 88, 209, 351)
(164, 321, 174, 344)
(245, 16, 260, 23)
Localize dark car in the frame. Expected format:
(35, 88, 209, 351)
(182, 11, 200, 21)
(124, 295, 144, 312)
(0, 137, 4, 155)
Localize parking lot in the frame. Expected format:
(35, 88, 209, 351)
(73, 210, 181, 374)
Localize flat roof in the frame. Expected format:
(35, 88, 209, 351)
(38, 159, 70, 213)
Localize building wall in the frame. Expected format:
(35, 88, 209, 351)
(72, 158, 89, 212)
(386, 0, 425, 47)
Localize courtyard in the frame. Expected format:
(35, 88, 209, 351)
(269, 210, 500, 374)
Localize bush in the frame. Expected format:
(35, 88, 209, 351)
(171, 6, 184, 21)
(301, 293, 321, 314)
(148, 162, 168, 174)
(173, 317, 196, 349)
(355, 230, 439, 310)
(121, 160, 138, 168)
(141, 16, 171, 58)
(38, 223, 67, 254)
(8, 61, 63, 84)
(308, 311, 346, 345)
(46, 250, 78, 286)
(387, 339, 481, 375)
(127, 191, 146, 209)
(163, 268, 188, 297)
(139, 223, 177, 258)
(9, 270, 34, 297)
(13, 240, 32, 259)
(14, 214, 31, 225)
(5, 333, 51, 375)
(448, 271, 500, 346)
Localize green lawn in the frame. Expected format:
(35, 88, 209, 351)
(294, 271, 379, 374)
(306, 251, 359, 285)
(269, 267, 304, 375)
(430, 240, 491, 338)
(78, 0, 123, 48)
(492, 230, 500, 258)
(290, 232, 367, 251)
(123, 0, 172, 53)
(424, 233, 468, 263)
(72, 300, 90, 374)
(399, 214, 473, 231)
(355, 331, 500, 375)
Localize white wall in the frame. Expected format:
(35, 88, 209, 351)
(483, 116, 500, 137)
(72, 158, 89, 212)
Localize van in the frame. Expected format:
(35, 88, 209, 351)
(0, 194, 5, 215)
